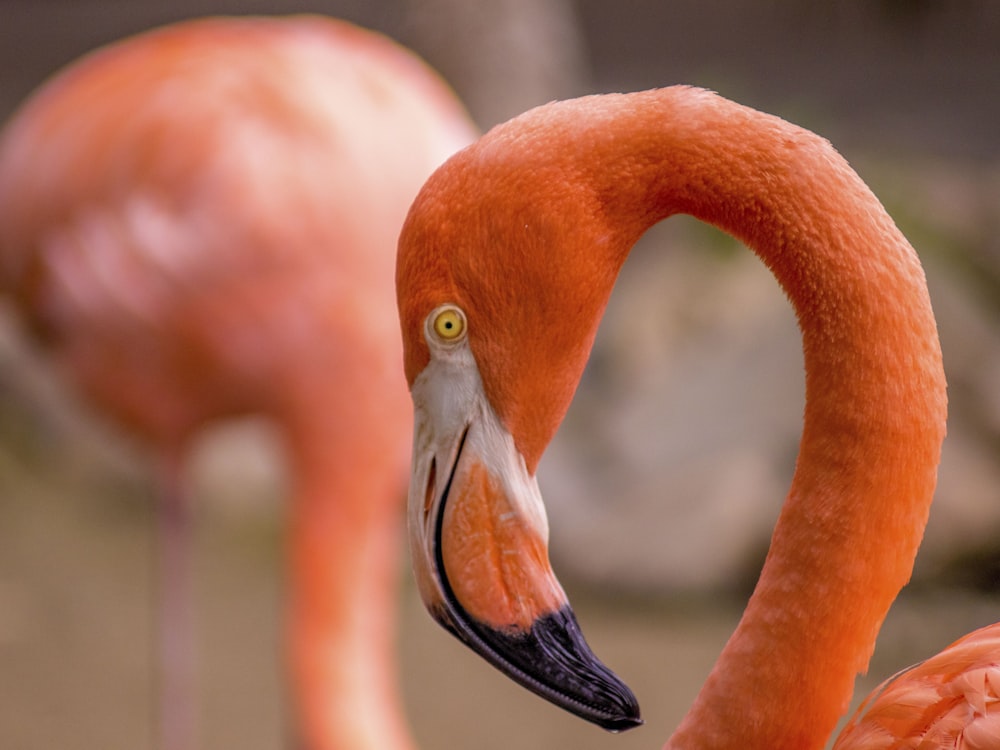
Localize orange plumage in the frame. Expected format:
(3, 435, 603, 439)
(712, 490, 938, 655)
(395, 85, 998, 748)
(836, 623, 1000, 750)
(0, 15, 475, 750)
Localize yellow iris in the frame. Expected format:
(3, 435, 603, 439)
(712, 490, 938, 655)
(430, 305, 466, 341)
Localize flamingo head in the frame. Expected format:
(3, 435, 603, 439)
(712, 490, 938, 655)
(395, 115, 642, 731)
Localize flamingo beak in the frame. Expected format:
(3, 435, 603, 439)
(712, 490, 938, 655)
(407, 348, 642, 731)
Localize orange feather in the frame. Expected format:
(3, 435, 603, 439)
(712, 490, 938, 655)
(0, 15, 476, 750)
(395, 85, 997, 749)
(836, 623, 1000, 750)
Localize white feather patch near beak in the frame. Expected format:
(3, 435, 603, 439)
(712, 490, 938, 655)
(403, 309, 641, 731)
(407, 331, 559, 629)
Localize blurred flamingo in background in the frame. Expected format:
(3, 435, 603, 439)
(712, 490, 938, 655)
(395, 86, 1000, 747)
(0, 15, 475, 750)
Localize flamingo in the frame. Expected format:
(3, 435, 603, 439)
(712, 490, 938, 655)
(395, 85, 1000, 748)
(0, 15, 475, 750)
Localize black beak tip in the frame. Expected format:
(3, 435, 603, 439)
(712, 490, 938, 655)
(436, 601, 643, 732)
(553, 615, 643, 732)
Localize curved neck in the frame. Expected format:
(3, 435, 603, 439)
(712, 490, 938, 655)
(548, 89, 947, 749)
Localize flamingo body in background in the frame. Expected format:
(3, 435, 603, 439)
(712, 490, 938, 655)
(395, 86, 1000, 747)
(0, 15, 475, 750)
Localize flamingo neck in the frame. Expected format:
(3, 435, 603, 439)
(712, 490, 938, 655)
(511, 88, 946, 749)
(280, 376, 414, 750)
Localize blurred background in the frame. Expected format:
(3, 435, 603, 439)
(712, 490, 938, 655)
(1, 1, 999, 748)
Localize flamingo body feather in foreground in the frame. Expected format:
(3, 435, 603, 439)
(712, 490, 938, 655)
(0, 15, 475, 750)
(395, 86, 1000, 748)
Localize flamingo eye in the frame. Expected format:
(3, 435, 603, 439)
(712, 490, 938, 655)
(428, 304, 467, 343)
